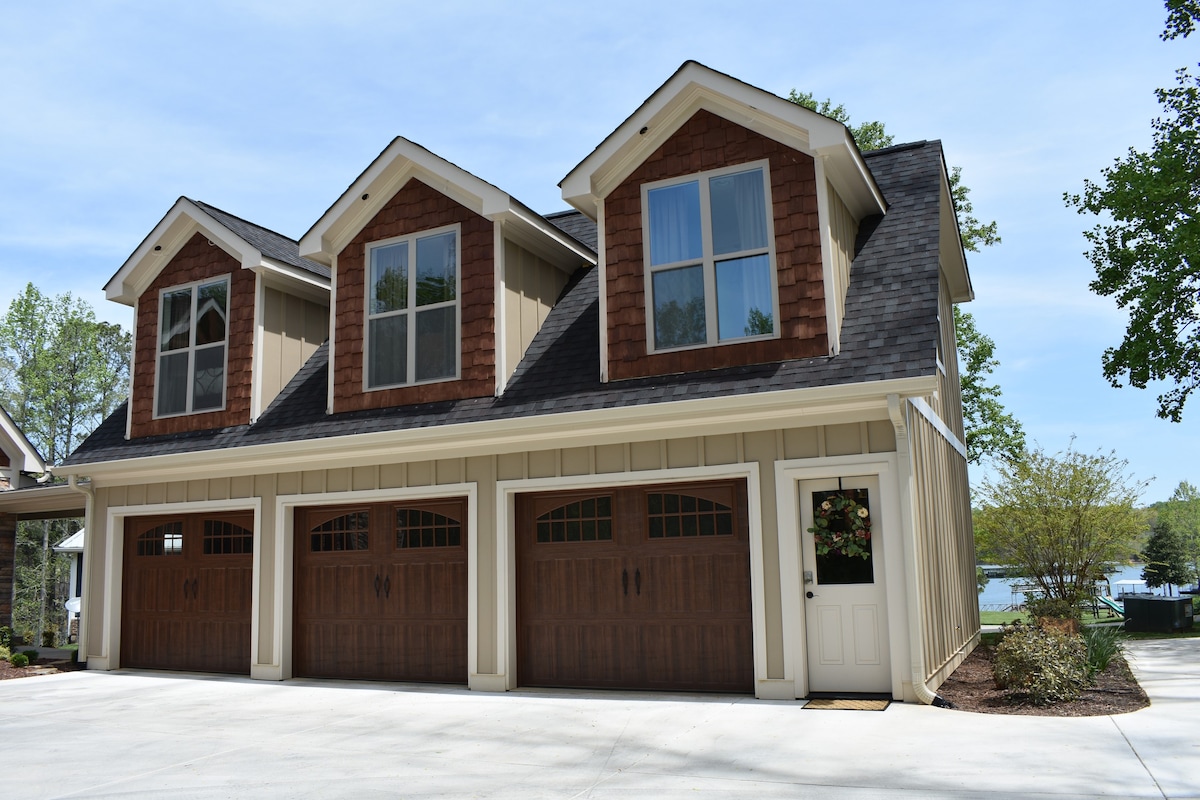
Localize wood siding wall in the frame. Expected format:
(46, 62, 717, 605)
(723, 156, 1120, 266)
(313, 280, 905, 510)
(935, 279, 967, 442)
(129, 233, 254, 438)
(502, 240, 567, 385)
(260, 287, 328, 413)
(86, 419, 897, 681)
(909, 405, 978, 691)
(827, 183, 857, 347)
(603, 109, 828, 380)
(0, 512, 13, 628)
(332, 178, 495, 412)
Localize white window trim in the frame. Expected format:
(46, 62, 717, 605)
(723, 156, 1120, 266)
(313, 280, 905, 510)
(640, 159, 780, 354)
(363, 222, 462, 392)
(152, 275, 230, 419)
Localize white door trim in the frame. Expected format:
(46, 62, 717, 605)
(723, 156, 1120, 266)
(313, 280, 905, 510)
(775, 453, 908, 699)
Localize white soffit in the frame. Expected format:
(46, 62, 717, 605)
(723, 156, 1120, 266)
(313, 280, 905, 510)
(560, 61, 887, 221)
(0, 405, 45, 474)
(104, 198, 265, 306)
(298, 137, 594, 269)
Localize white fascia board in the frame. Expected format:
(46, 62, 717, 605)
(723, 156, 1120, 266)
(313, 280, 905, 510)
(938, 158, 973, 303)
(104, 199, 262, 304)
(499, 205, 597, 272)
(561, 61, 885, 220)
(56, 375, 935, 484)
(0, 407, 45, 473)
(299, 137, 512, 265)
(253, 258, 332, 306)
(0, 483, 84, 517)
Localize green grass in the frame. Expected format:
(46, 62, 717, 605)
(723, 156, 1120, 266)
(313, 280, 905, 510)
(980, 610, 1030, 625)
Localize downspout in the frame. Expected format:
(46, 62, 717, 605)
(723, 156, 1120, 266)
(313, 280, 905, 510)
(887, 394, 945, 706)
(66, 474, 93, 664)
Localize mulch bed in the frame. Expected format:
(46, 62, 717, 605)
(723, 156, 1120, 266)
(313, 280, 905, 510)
(935, 643, 1149, 716)
(0, 655, 85, 681)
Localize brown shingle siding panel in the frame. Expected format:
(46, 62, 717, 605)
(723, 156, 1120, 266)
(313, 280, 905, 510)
(605, 110, 828, 381)
(332, 178, 495, 413)
(129, 233, 252, 438)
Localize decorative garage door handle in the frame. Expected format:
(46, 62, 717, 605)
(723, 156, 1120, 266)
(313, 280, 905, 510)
(622, 568, 628, 596)
(374, 574, 382, 598)
(384, 576, 391, 598)
(182, 578, 189, 599)
(635, 568, 642, 596)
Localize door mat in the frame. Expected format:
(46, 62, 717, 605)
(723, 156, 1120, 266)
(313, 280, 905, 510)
(803, 698, 890, 711)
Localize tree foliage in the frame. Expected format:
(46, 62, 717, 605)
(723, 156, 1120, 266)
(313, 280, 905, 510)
(955, 307, 1025, 464)
(1149, 480, 1200, 587)
(1065, 4, 1200, 421)
(974, 443, 1148, 603)
(787, 89, 1016, 460)
(1141, 517, 1193, 589)
(0, 283, 131, 645)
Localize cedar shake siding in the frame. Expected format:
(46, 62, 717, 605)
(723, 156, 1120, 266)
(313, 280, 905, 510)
(0, 512, 12, 628)
(333, 178, 495, 413)
(129, 233, 254, 438)
(605, 109, 828, 381)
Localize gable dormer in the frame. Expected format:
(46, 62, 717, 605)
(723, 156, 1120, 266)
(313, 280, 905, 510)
(299, 138, 593, 414)
(0, 405, 45, 490)
(106, 199, 330, 439)
(561, 61, 887, 382)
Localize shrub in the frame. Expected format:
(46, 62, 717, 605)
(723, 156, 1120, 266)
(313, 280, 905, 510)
(993, 623, 1088, 705)
(8, 653, 29, 668)
(0, 645, 9, 661)
(20, 649, 38, 663)
(1083, 625, 1125, 681)
(0, 626, 11, 649)
(1025, 596, 1082, 622)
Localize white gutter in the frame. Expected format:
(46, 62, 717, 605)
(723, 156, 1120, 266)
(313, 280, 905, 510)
(55, 375, 936, 484)
(66, 474, 92, 664)
(888, 394, 943, 706)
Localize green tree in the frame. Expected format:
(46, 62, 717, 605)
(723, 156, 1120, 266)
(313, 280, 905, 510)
(1141, 517, 1192, 590)
(1065, 4, 1200, 421)
(788, 90, 1017, 461)
(0, 283, 131, 645)
(1152, 480, 1200, 586)
(974, 443, 1148, 604)
(956, 307, 1025, 464)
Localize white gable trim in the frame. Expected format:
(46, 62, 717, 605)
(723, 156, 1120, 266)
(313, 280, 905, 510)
(0, 405, 45, 474)
(561, 61, 886, 221)
(104, 198, 265, 306)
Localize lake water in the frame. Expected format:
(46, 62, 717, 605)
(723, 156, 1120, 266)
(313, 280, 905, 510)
(977, 564, 1167, 609)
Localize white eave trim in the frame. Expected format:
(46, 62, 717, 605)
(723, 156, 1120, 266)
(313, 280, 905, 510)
(0, 407, 46, 473)
(104, 198, 264, 305)
(560, 61, 886, 221)
(55, 374, 936, 483)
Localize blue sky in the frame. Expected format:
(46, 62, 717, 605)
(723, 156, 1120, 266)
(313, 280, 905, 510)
(1, 1, 1194, 501)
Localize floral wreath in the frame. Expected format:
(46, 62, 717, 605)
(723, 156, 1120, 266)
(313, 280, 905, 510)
(807, 492, 872, 559)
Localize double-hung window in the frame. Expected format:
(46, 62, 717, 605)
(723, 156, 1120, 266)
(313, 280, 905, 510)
(642, 161, 777, 351)
(156, 277, 228, 417)
(366, 224, 459, 389)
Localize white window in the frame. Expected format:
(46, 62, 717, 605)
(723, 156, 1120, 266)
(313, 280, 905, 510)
(642, 161, 778, 351)
(156, 277, 229, 417)
(365, 224, 460, 389)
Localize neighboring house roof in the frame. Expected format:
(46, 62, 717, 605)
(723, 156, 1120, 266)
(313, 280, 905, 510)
(0, 404, 46, 476)
(104, 197, 330, 305)
(543, 210, 598, 252)
(62, 141, 946, 468)
(53, 528, 85, 553)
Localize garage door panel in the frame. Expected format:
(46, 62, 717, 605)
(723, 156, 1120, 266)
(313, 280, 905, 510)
(517, 481, 753, 693)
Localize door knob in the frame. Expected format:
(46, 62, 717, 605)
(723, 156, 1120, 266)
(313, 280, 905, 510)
(806, 591, 814, 599)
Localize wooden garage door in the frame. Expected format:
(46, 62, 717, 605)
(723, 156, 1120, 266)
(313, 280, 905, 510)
(293, 499, 467, 683)
(121, 512, 253, 674)
(517, 480, 753, 692)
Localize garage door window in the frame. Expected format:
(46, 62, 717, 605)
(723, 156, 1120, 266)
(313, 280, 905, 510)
(310, 511, 370, 552)
(136, 522, 183, 556)
(646, 491, 734, 538)
(536, 496, 613, 543)
(204, 519, 253, 555)
(395, 508, 462, 548)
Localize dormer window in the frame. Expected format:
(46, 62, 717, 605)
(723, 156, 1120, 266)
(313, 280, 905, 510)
(156, 277, 229, 417)
(642, 161, 778, 351)
(365, 224, 460, 389)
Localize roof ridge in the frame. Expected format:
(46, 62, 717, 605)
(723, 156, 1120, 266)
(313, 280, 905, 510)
(190, 199, 300, 244)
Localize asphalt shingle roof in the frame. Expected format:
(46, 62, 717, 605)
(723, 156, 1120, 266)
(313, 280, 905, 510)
(64, 141, 946, 467)
(193, 200, 331, 281)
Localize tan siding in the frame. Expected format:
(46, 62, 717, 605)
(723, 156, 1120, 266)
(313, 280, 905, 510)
(824, 423, 863, 456)
(826, 183, 858, 345)
(909, 407, 978, 691)
(260, 287, 328, 413)
(502, 240, 568, 385)
(938, 278, 967, 441)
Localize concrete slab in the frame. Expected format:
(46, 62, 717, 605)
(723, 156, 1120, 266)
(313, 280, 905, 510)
(0, 638, 1196, 799)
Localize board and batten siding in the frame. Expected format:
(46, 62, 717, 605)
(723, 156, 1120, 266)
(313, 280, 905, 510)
(259, 287, 328, 414)
(908, 402, 978, 692)
(83, 419, 897, 686)
(935, 278, 967, 443)
(501, 240, 568, 385)
(825, 181, 858, 348)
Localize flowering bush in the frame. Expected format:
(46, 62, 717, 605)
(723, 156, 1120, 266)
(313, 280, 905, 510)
(808, 492, 872, 559)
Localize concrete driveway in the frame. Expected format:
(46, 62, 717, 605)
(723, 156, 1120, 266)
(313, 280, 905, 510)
(2, 638, 1198, 799)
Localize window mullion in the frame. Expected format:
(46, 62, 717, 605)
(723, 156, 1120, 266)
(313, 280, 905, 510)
(407, 236, 418, 384)
(186, 286, 198, 412)
(698, 176, 718, 345)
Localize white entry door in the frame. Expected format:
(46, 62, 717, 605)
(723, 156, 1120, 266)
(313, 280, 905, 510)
(799, 476, 890, 694)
